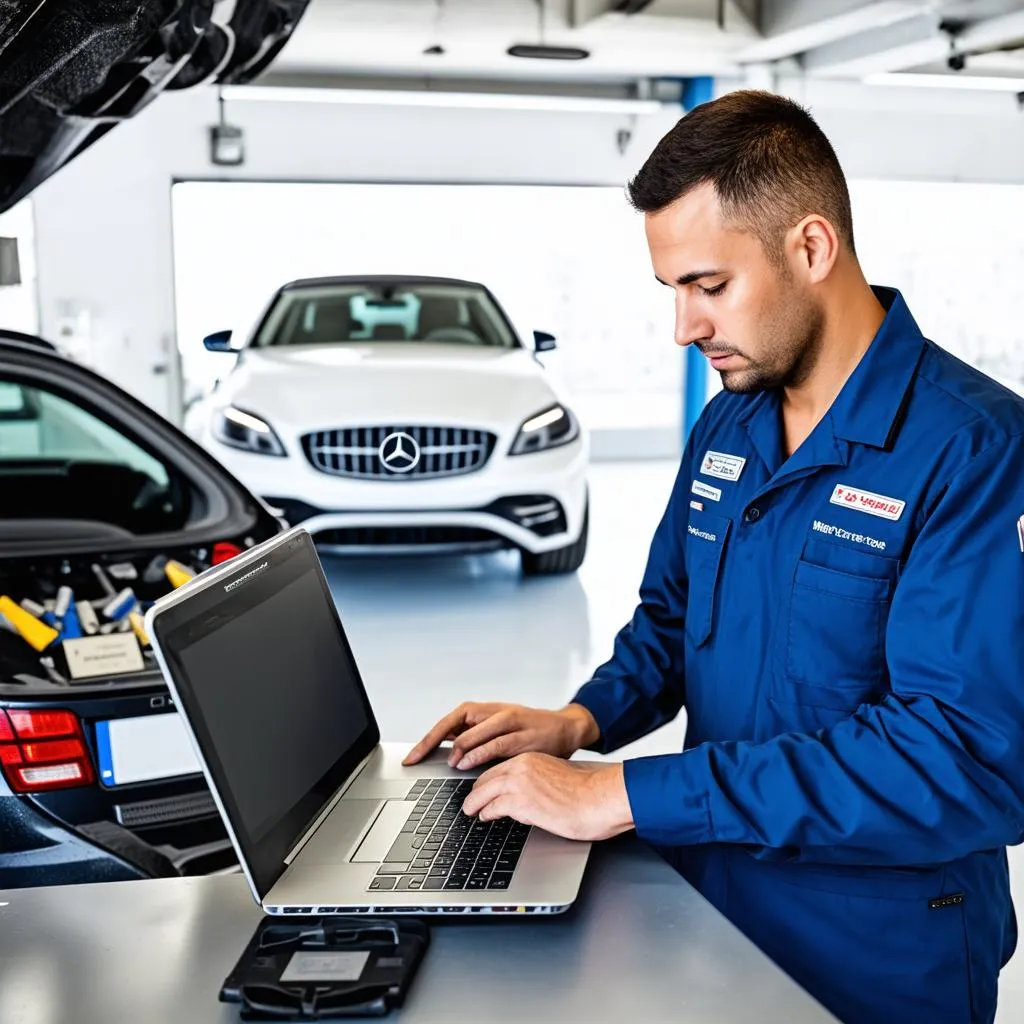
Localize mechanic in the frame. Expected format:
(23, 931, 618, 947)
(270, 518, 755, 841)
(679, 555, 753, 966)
(405, 90, 1024, 1024)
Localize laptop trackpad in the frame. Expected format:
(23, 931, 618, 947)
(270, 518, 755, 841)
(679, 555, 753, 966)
(350, 801, 413, 863)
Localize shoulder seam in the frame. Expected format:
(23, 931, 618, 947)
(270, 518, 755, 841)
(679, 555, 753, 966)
(916, 346, 1024, 441)
(915, 430, 1024, 534)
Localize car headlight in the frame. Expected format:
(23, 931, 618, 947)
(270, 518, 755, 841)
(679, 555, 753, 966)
(509, 404, 579, 456)
(212, 406, 287, 457)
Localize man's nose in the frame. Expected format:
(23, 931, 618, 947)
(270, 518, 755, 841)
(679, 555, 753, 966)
(675, 297, 712, 349)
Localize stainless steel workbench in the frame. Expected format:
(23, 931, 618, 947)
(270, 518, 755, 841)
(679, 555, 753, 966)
(0, 836, 837, 1022)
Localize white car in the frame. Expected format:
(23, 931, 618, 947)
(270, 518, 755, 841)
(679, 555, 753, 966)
(185, 276, 589, 574)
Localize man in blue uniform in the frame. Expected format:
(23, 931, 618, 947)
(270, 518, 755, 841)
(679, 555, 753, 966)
(405, 90, 1024, 1023)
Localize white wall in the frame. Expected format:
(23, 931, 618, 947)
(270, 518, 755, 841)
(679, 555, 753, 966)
(30, 78, 1024, 422)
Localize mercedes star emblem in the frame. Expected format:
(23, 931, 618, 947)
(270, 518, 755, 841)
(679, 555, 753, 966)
(379, 431, 421, 473)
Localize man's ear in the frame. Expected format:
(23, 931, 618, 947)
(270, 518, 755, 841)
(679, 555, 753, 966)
(787, 214, 840, 285)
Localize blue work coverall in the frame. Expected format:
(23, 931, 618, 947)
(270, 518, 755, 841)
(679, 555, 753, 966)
(573, 288, 1024, 1024)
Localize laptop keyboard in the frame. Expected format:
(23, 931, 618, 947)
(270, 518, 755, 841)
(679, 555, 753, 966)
(367, 778, 530, 893)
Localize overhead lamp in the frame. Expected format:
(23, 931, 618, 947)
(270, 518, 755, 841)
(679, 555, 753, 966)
(221, 85, 666, 116)
(863, 71, 1024, 91)
(508, 0, 590, 62)
(507, 44, 590, 60)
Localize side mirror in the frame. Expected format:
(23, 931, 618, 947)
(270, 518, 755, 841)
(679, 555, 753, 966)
(203, 330, 235, 353)
(533, 331, 557, 353)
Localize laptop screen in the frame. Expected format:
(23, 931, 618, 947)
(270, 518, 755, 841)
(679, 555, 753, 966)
(152, 530, 378, 899)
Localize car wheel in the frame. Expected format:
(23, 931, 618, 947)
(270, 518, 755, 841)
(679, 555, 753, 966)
(521, 502, 589, 576)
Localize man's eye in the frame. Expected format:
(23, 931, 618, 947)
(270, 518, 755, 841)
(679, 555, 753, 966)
(699, 282, 727, 297)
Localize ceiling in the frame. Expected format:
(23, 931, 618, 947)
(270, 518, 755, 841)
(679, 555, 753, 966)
(262, 0, 1024, 91)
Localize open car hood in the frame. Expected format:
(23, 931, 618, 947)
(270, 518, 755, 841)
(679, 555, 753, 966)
(0, 0, 311, 213)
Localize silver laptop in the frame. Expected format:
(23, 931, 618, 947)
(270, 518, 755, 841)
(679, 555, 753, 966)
(144, 526, 591, 916)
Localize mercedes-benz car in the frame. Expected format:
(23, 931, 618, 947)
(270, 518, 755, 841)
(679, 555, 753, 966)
(185, 276, 590, 575)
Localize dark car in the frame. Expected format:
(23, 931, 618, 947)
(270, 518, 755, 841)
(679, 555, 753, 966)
(0, 332, 282, 885)
(0, 0, 312, 885)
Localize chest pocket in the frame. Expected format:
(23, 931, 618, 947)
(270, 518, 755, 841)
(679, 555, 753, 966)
(685, 512, 732, 647)
(780, 539, 897, 710)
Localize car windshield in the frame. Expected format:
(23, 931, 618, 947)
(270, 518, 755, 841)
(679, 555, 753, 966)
(0, 378, 190, 535)
(254, 283, 517, 349)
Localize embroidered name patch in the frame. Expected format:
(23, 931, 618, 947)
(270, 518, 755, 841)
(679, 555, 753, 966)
(701, 451, 746, 482)
(830, 484, 905, 521)
(812, 520, 887, 552)
(692, 480, 722, 502)
(687, 524, 717, 543)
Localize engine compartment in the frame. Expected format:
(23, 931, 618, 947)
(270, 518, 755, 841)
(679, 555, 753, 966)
(0, 540, 243, 694)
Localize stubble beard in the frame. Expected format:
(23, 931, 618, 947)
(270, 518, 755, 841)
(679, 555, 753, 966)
(719, 295, 825, 395)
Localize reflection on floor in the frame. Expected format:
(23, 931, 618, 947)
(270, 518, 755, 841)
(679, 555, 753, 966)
(323, 459, 1023, 1021)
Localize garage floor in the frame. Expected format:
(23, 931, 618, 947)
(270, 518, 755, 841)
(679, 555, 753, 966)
(324, 459, 1024, 1021)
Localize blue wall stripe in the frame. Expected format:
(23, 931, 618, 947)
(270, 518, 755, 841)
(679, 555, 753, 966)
(680, 76, 715, 444)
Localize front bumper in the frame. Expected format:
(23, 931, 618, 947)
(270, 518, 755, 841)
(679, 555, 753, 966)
(202, 432, 589, 555)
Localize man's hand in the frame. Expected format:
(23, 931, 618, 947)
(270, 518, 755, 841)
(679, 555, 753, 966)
(402, 702, 600, 770)
(461, 753, 633, 842)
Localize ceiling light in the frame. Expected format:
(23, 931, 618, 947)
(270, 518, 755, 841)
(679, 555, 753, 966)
(507, 44, 590, 60)
(222, 85, 666, 116)
(508, 0, 589, 62)
(863, 72, 1024, 91)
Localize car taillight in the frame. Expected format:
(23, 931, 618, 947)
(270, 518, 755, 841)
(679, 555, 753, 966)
(212, 541, 244, 565)
(7, 709, 78, 738)
(0, 708, 94, 792)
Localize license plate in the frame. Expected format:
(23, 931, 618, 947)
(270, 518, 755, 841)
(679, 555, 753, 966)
(94, 714, 201, 786)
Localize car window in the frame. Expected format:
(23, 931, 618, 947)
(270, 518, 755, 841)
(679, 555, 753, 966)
(256, 284, 516, 349)
(0, 378, 190, 534)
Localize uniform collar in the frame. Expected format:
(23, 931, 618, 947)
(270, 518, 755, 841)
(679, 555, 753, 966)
(735, 286, 925, 453)
(827, 286, 926, 450)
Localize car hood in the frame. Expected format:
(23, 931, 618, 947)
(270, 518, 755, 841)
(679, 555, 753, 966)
(0, 0, 310, 212)
(211, 344, 566, 432)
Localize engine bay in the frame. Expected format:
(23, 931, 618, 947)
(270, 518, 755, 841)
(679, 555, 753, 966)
(0, 539, 248, 693)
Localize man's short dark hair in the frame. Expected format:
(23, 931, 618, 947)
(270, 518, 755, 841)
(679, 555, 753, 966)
(628, 90, 855, 262)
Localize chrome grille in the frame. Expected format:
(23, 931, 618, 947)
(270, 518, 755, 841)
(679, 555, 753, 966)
(302, 426, 496, 480)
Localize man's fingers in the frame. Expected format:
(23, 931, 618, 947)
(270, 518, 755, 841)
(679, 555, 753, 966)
(478, 796, 522, 823)
(402, 706, 474, 765)
(448, 711, 518, 767)
(462, 773, 511, 817)
(471, 757, 516, 790)
(457, 734, 526, 771)
(402, 703, 509, 764)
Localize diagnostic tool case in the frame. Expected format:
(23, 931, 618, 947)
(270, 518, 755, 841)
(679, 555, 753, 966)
(220, 916, 430, 1019)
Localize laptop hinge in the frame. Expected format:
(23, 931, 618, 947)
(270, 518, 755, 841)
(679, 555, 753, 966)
(283, 747, 377, 865)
